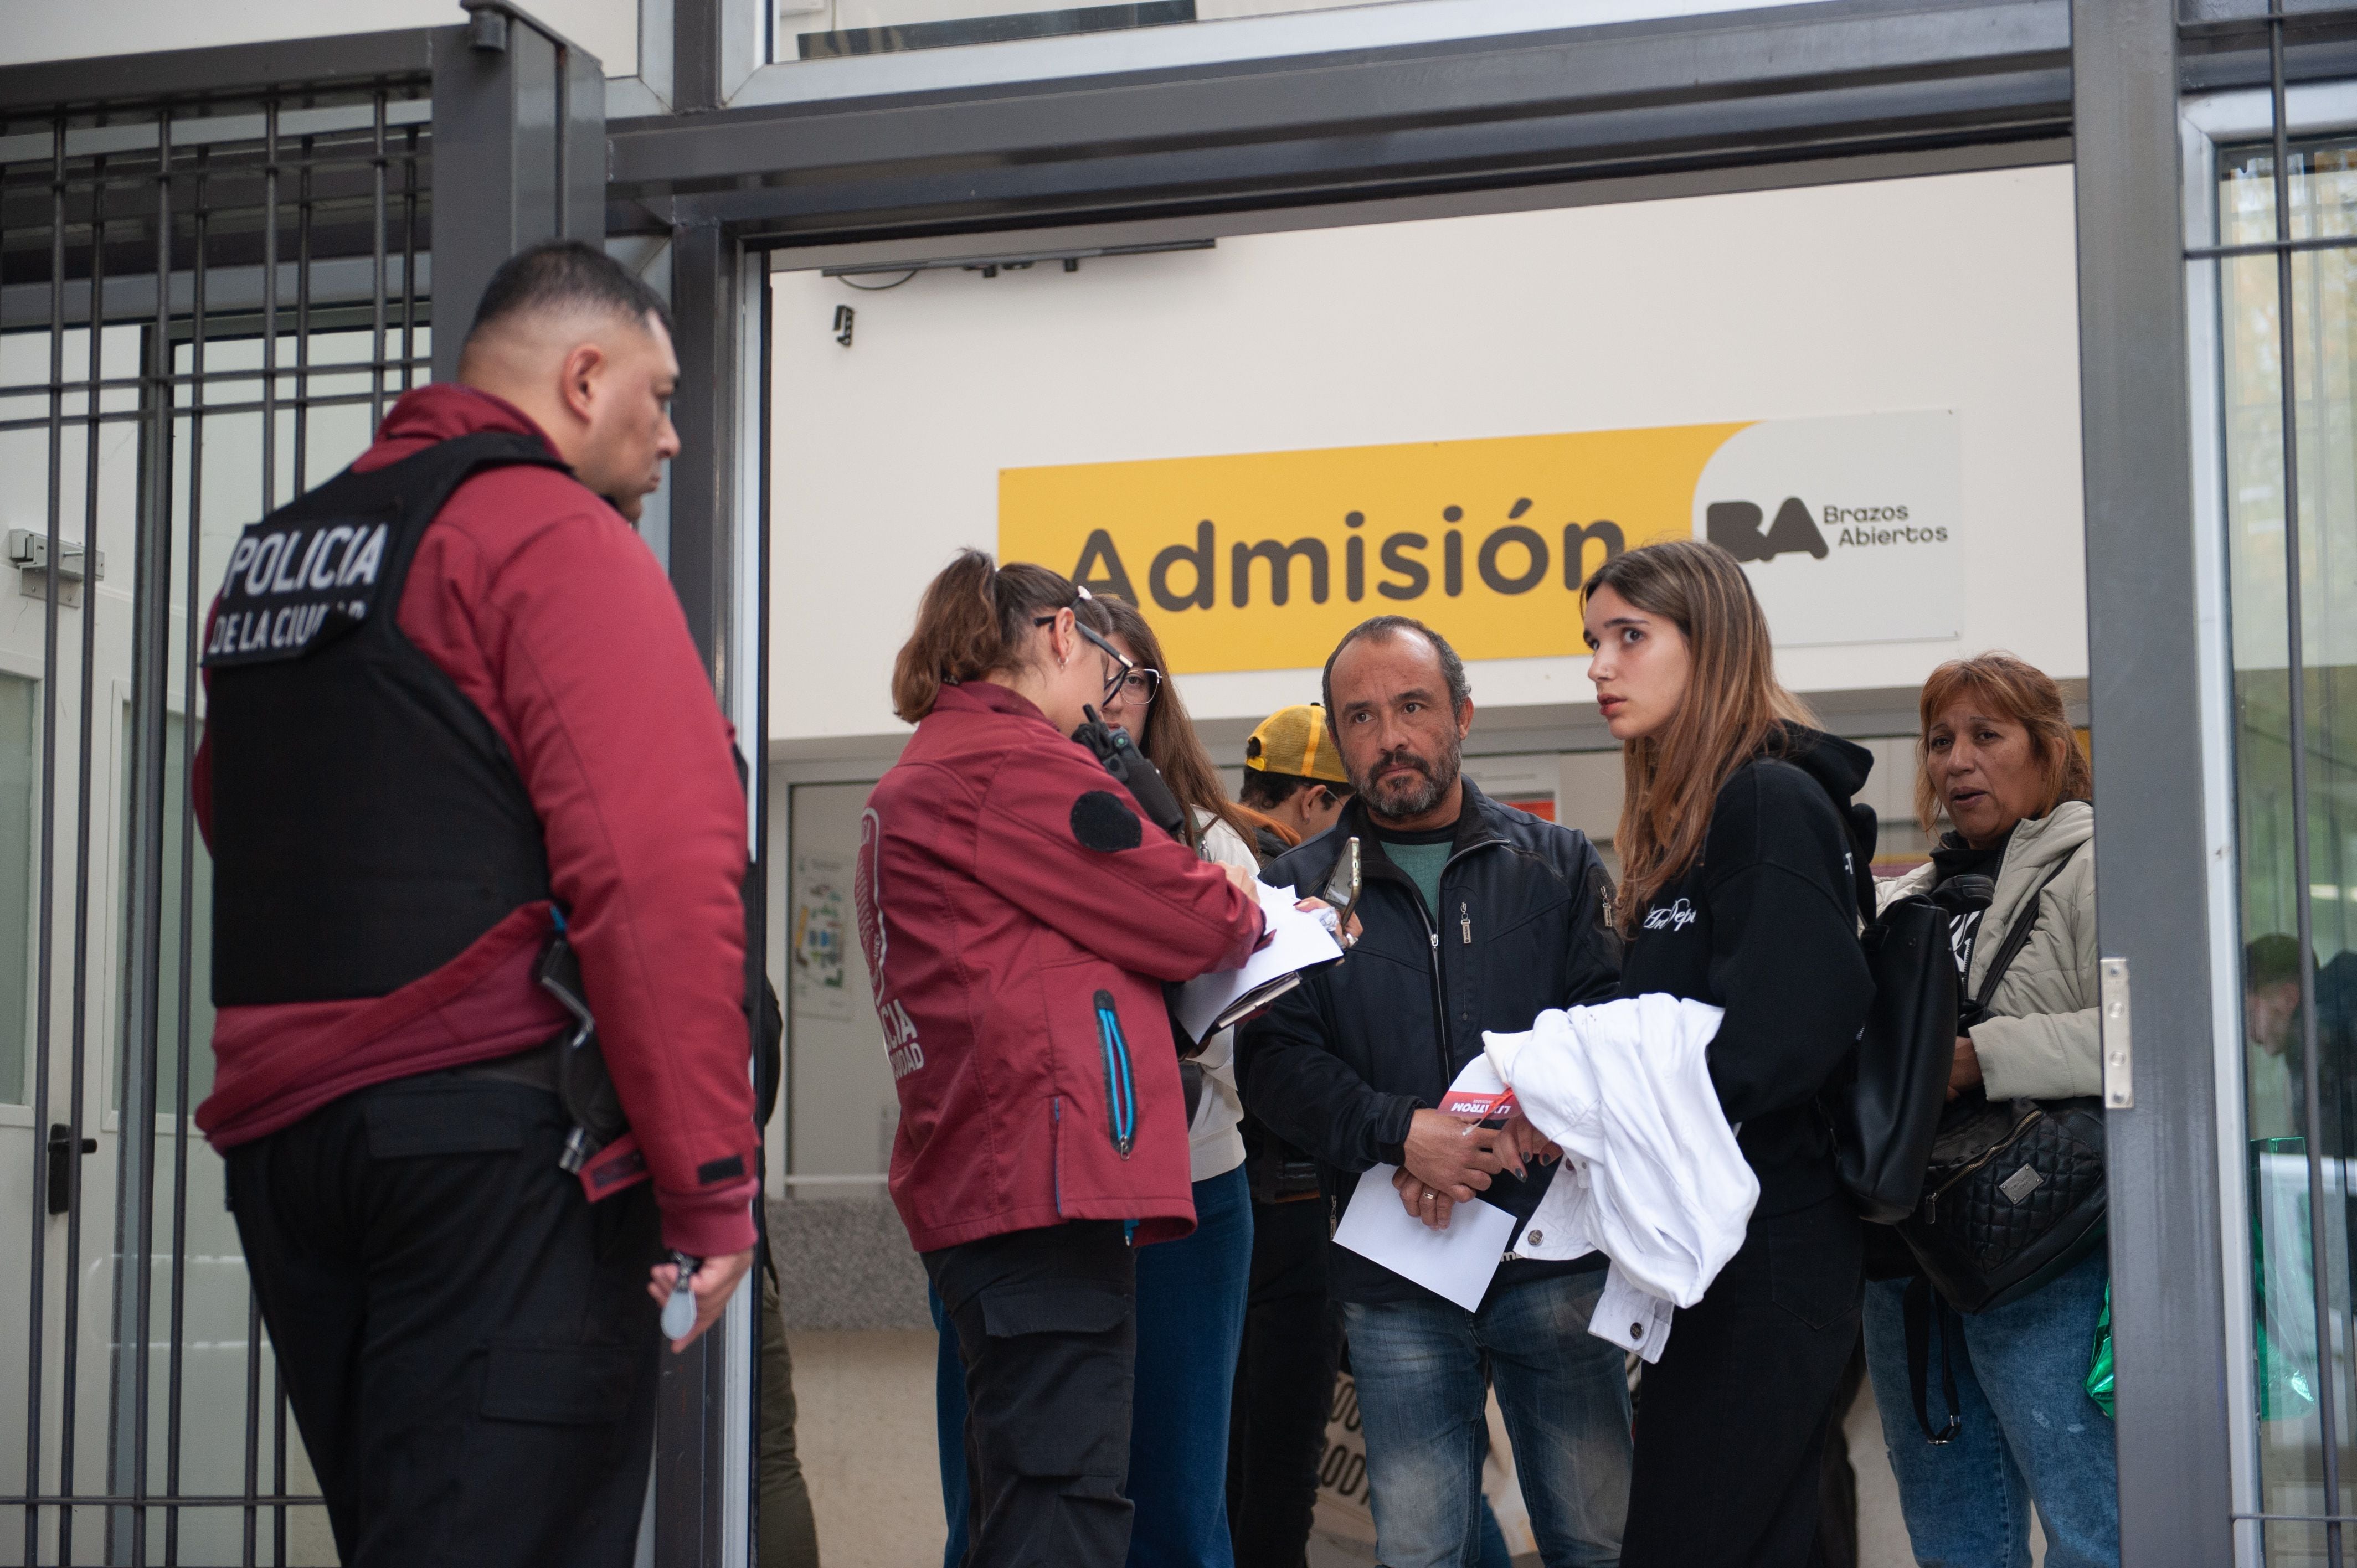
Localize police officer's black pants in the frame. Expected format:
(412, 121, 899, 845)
(923, 1220, 1137, 1568)
(227, 1072, 663, 1568)
(1226, 1193, 1341, 1568)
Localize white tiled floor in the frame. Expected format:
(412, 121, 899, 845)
(783, 1328, 2045, 1568)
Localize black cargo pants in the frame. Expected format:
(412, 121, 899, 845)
(227, 1071, 663, 1568)
(924, 1220, 1138, 1568)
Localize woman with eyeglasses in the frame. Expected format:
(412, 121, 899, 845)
(1090, 594, 1272, 1568)
(866, 551, 1268, 1567)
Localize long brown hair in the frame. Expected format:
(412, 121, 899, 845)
(1912, 653, 2092, 835)
(1583, 539, 1815, 931)
(890, 550, 1080, 723)
(1092, 595, 1260, 849)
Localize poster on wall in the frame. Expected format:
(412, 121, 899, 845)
(998, 410, 1961, 672)
(791, 853, 852, 1020)
(1461, 755, 1558, 822)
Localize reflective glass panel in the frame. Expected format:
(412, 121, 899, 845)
(2221, 138, 2357, 1564)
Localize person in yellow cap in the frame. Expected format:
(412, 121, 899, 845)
(1224, 701, 1352, 1568)
(1237, 703, 1354, 861)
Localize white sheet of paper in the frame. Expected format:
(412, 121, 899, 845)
(1173, 882, 1344, 1043)
(1331, 1163, 1516, 1312)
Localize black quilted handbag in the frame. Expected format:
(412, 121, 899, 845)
(1898, 845, 2104, 1316)
(1902, 1095, 2106, 1314)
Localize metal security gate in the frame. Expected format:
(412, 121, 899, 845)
(0, 11, 600, 1560)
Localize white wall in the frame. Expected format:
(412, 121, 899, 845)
(0, 0, 642, 76)
(768, 164, 2087, 748)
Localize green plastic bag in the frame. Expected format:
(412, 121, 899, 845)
(2085, 1283, 2115, 1419)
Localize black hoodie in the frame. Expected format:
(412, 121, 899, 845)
(1616, 724, 1877, 1217)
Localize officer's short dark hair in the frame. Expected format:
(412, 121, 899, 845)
(1320, 615, 1471, 724)
(464, 240, 672, 349)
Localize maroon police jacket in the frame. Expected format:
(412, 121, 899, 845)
(193, 385, 759, 1258)
(857, 682, 1266, 1253)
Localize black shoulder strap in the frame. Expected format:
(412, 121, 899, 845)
(1969, 840, 2086, 1014)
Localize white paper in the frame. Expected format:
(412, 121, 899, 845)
(1588, 1262, 1676, 1364)
(1331, 1163, 1517, 1312)
(1174, 882, 1344, 1043)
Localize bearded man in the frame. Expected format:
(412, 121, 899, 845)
(1237, 615, 1633, 1568)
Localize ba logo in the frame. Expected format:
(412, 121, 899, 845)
(1705, 498, 1828, 564)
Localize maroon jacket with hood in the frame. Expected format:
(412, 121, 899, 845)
(857, 682, 1265, 1253)
(193, 384, 760, 1258)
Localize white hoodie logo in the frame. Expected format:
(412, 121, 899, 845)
(1643, 898, 1699, 932)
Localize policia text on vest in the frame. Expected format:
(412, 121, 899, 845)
(205, 520, 391, 662)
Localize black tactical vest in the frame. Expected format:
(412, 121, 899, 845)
(204, 432, 572, 1005)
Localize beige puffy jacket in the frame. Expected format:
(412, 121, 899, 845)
(1877, 800, 2097, 1101)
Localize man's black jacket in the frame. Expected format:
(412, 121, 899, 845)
(1236, 779, 1623, 1305)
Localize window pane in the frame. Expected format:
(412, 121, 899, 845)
(2220, 138, 2357, 1562)
(0, 673, 35, 1106)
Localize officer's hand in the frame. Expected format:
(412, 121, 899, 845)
(1400, 1107, 1512, 1209)
(647, 1248, 756, 1352)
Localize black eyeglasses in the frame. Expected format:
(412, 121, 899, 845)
(1033, 605, 1135, 704)
(1113, 668, 1163, 705)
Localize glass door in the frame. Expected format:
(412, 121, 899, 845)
(2214, 126, 2357, 1568)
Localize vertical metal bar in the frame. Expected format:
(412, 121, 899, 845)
(239, 1289, 258, 1568)
(261, 104, 278, 517)
(2073, 0, 2236, 1561)
(2269, 3, 2345, 1557)
(658, 225, 736, 1568)
(291, 137, 310, 498)
(107, 102, 178, 1566)
(400, 126, 419, 391)
(60, 149, 114, 1568)
(270, 1370, 285, 1566)
(245, 101, 280, 1568)
(24, 110, 71, 1568)
(160, 142, 208, 1568)
(370, 91, 389, 431)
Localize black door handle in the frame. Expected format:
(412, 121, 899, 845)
(45, 1123, 94, 1217)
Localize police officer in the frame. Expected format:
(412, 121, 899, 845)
(194, 241, 758, 1567)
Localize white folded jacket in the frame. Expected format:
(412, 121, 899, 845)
(1484, 995, 1757, 1321)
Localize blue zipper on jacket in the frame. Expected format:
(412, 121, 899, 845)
(1093, 989, 1136, 1159)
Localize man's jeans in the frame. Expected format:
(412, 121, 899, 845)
(1860, 1249, 2119, 1568)
(1342, 1270, 1632, 1568)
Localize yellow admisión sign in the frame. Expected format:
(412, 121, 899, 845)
(999, 422, 1753, 674)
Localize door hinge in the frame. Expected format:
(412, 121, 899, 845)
(2100, 957, 2132, 1110)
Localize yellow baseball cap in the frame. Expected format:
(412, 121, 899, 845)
(1245, 704, 1350, 785)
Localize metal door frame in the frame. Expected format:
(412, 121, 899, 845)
(17, 0, 2357, 1561)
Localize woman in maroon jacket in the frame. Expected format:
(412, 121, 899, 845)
(861, 552, 1267, 1567)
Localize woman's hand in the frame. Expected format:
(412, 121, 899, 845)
(1947, 1035, 1983, 1100)
(1501, 1108, 1561, 1167)
(1222, 860, 1258, 898)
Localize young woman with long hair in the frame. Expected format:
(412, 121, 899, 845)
(1090, 594, 1266, 1568)
(867, 550, 1267, 1567)
(1580, 539, 1876, 1567)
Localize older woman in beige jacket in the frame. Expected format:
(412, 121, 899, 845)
(1861, 653, 2117, 1568)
